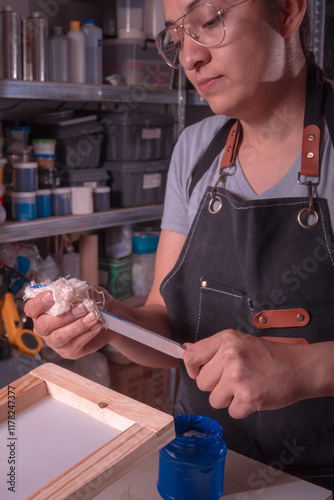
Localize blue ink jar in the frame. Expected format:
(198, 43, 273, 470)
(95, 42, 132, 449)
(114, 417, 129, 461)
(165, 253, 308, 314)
(36, 189, 52, 218)
(51, 187, 71, 216)
(13, 161, 38, 192)
(11, 192, 36, 221)
(157, 414, 227, 500)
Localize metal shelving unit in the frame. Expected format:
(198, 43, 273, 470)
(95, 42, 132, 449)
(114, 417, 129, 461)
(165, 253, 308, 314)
(0, 80, 186, 242)
(0, 205, 164, 243)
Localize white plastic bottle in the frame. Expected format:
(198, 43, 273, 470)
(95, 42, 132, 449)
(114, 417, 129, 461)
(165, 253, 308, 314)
(81, 19, 103, 84)
(48, 26, 71, 82)
(67, 20, 85, 84)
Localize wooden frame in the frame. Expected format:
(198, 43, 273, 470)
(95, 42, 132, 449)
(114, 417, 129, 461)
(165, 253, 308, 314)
(0, 363, 175, 499)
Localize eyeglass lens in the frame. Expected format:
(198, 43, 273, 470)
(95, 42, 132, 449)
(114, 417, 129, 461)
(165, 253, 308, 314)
(157, 3, 225, 68)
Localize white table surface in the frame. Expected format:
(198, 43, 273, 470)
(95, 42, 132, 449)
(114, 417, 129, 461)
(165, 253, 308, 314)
(95, 449, 333, 500)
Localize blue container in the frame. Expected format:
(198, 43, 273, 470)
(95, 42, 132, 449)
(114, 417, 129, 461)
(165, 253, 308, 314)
(13, 161, 38, 192)
(51, 187, 71, 216)
(36, 189, 51, 218)
(11, 192, 36, 221)
(157, 414, 227, 500)
(93, 186, 110, 212)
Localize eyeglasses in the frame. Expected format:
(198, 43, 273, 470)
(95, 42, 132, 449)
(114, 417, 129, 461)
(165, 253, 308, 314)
(156, 0, 250, 69)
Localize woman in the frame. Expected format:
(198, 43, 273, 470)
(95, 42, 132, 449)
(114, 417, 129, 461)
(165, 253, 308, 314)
(25, 0, 334, 490)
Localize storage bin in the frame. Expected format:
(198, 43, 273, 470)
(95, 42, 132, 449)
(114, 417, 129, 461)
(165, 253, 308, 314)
(103, 39, 172, 88)
(104, 159, 169, 207)
(60, 167, 109, 187)
(32, 110, 104, 169)
(100, 112, 174, 162)
(116, 0, 146, 41)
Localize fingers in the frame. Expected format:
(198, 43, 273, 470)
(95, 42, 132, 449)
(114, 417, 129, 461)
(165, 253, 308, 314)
(183, 337, 221, 378)
(25, 291, 108, 358)
(24, 291, 54, 319)
(36, 311, 99, 347)
(183, 330, 260, 417)
(209, 385, 234, 413)
(52, 323, 106, 360)
(23, 287, 120, 361)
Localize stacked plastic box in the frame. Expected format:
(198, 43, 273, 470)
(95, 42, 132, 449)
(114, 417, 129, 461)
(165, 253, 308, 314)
(32, 110, 104, 170)
(103, 39, 172, 88)
(100, 111, 174, 207)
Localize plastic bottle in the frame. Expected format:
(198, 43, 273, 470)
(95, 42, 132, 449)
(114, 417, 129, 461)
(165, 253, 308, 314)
(67, 21, 85, 84)
(81, 19, 103, 84)
(48, 26, 71, 82)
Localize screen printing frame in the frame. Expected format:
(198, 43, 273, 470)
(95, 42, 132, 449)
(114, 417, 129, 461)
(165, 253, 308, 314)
(0, 363, 175, 499)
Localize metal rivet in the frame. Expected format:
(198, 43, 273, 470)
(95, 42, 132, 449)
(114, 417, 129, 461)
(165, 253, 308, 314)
(228, 146, 232, 152)
(232, 131, 235, 136)
(259, 316, 267, 325)
(307, 152, 315, 159)
(308, 134, 316, 141)
(202, 280, 207, 287)
(296, 314, 305, 322)
(99, 402, 108, 409)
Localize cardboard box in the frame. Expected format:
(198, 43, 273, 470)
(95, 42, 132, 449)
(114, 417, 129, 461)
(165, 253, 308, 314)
(98, 256, 131, 300)
(109, 362, 170, 414)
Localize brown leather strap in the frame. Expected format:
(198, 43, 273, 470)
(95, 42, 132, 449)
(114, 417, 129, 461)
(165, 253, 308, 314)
(220, 121, 241, 170)
(253, 308, 310, 329)
(261, 336, 309, 345)
(300, 124, 321, 177)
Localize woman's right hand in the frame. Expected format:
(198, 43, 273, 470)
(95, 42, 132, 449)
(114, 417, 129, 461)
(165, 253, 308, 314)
(24, 290, 113, 359)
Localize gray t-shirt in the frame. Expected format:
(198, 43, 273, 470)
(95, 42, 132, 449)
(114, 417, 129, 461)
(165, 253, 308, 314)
(161, 114, 334, 235)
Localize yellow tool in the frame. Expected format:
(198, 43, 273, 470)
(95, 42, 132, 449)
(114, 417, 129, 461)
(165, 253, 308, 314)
(0, 263, 43, 356)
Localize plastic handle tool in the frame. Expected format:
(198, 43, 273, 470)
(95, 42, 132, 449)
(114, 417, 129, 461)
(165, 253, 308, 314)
(99, 310, 186, 359)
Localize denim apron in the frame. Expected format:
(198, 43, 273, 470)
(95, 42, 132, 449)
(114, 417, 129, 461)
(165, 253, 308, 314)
(160, 66, 334, 488)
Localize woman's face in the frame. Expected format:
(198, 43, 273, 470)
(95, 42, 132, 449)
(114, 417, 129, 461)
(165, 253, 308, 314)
(162, 0, 288, 120)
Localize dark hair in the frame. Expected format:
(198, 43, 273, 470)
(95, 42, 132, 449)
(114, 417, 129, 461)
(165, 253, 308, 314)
(265, 0, 315, 63)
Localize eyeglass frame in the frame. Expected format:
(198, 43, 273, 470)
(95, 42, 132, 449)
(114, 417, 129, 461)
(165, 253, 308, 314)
(155, 0, 251, 69)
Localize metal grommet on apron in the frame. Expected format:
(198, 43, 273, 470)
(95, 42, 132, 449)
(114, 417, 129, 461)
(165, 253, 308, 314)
(208, 194, 223, 214)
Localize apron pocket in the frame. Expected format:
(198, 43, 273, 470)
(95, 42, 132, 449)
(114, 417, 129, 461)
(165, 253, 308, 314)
(195, 278, 254, 341)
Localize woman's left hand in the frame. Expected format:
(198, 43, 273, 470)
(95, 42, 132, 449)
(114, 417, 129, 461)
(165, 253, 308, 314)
(183, 329, 316, 419)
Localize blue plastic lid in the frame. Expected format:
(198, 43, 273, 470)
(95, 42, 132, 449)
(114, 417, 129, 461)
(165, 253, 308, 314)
(132, 234, 159, 254)
(32, 154, 57, 159)
(84, 19, 94, 24)
(6, 127, 31, 131)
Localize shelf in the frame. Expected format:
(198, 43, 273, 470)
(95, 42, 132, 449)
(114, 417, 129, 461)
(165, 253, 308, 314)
(0, 204, 164, 243)
(0, 80, 180, 105)
(0, 80, 207, 106)
(187, 91, 209, 106)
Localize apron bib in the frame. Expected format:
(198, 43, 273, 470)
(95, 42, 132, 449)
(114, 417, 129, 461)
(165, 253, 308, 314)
(160, 66, 334, 486)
